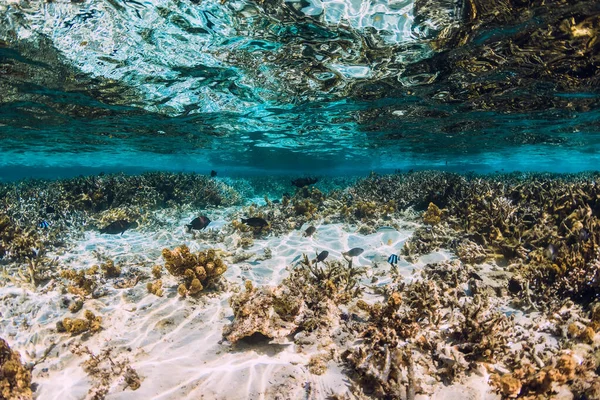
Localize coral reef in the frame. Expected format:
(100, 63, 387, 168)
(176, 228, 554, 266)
(422, 202, 443, 226)
(224, 254, 365, 343)
(162, 245, 227, 296)
(146, 280, 164, 297)
(56, 310, 102, 335)
(0, 338, 32, 400)
(223, 281, 305, 343)
(100, 260, 121, 278)
(60, 268, 97, 298)
(70, 344, 141, 399)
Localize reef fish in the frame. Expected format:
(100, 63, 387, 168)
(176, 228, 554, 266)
(241, 217, 269, 228)
(100, 220, 134, 235)
(45, 205, 55, 214)
(544, 243, 557, 261)
(303, 226, 316, 237)
(343, 248, 364, 258)
(315, 250, 329, 263)
(187, 216, 211, 231)
(210, 170, 217, 177)
(291, 177, 318, 188)
(38, 220, 50, 229)
(387, 254, 398, 266)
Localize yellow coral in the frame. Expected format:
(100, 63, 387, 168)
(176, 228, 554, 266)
(61, 269, 96, 297)
(162, 245, 227, 297)
(58, 311, 102, 335)
(101, 260, 121, 278)
(423, 202, 442, 225)
(147, 280, 164, 297)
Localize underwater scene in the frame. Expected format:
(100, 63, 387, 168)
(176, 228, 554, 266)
(1, 0, 600, 399)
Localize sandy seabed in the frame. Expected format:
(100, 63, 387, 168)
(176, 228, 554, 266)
(1, 205, 447, 400)
(1, 199, 594, 400)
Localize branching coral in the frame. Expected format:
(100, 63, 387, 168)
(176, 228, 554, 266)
(162, 245, 227, 296)
(0, 338, 32, 400)
(70, 344, 141, 399)
(422, 202, 443, 226)
(224, 254, 366, 343)
(345, 261, 514, 396)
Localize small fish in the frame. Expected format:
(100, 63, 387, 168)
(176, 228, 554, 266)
(469, 272, 483, 281)
(241, 217, 269, 228)
(45, 205, 55, 214)
(544, 244, 557, 261)
(343, 247, 364, 258)
(315, 250, 329, 263)
(303, 226, 316, 237)
(210, 170, 217, 177)
(38, 220, 50, 229)
(100, 219, 135, 235)
(387, 254, 398, 266)
(187, 216, 211, 231)
(291, 177, 318, 188)
(579, 228, 590, 242)
(272, 199, 280, 204)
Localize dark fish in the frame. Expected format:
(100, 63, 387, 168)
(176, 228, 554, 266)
(38, 220, 50, 229)
(187, 216, 211, 231)
(291, 177, 318, 188)
(304, 226, 316, 237)
(579, 228, 590, 242)
(544, 244, 557, 261)
(100, 219, 135, 235)
(387, 254, 398, 266)
(343, 247, 364, 258)
(210, 170, 217, 177)
(469, 272, 483, 281)
(315, 250, 329, 263)
(272, 199, 280, 204)
(45, 205, 55, 214)
(241, 217, 269, 228)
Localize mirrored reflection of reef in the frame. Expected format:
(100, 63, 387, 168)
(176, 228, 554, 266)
(0, 0, 598, 171)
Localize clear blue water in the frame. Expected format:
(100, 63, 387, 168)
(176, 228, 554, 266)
(1, 0, 599, 179)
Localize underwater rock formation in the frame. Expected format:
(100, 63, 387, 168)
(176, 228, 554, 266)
(223, 281, 306, 344)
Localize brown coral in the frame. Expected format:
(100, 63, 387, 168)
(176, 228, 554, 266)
(423, 202, 443, 225)
(101, 260, 121, 278)
(146, 280, 163, 297)
(57, 310, 102, 335)
(0, 338, 32, 400)
(223, 283, 305, 343)
(162, 245, 227, 296)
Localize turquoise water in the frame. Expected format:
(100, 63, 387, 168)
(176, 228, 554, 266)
(0, 0, 599, 179)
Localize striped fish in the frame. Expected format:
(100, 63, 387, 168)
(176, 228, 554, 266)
(387, 254, 398, 266)
(38, 220, 50, 229)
